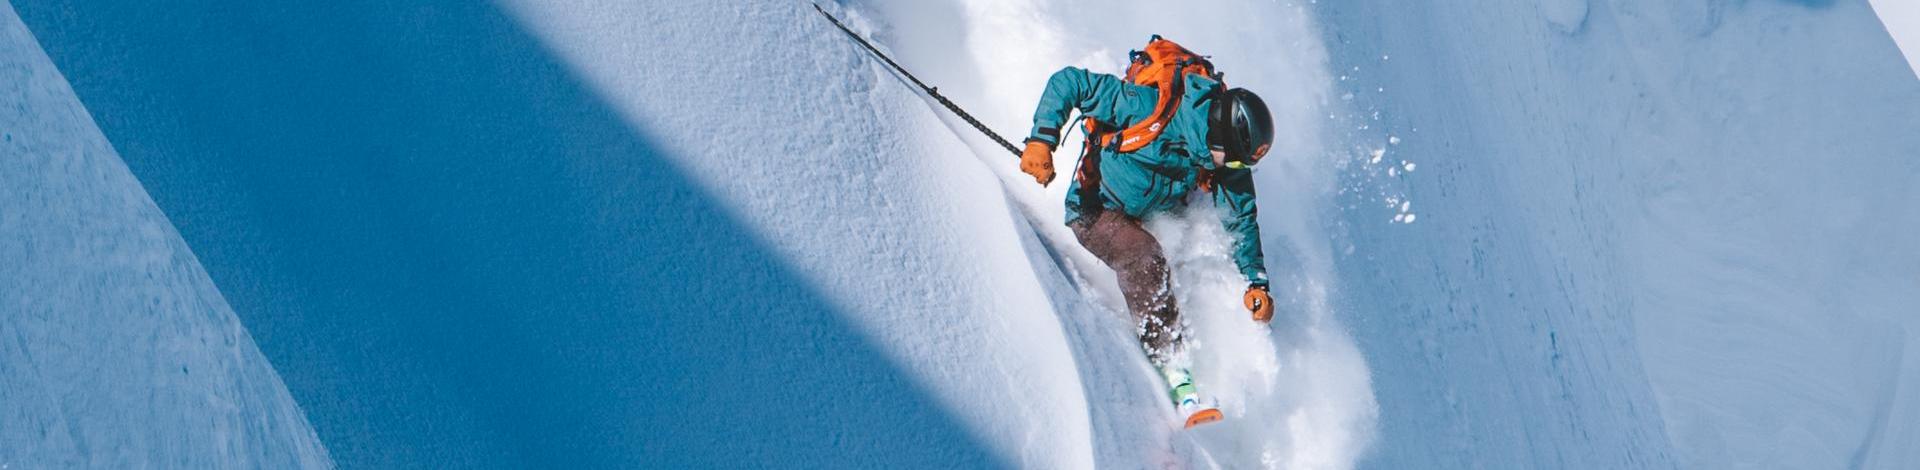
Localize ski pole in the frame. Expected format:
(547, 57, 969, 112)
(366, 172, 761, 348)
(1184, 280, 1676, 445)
(812, 3, 1023, 157)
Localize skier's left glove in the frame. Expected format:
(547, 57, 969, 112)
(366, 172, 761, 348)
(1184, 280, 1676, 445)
(1244, 285, 1273, 323)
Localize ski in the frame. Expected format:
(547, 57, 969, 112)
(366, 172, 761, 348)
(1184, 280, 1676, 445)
(1164, 367, 1224, 429)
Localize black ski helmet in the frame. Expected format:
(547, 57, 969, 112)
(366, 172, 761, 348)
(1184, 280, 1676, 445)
(1208, 87, 1274, 168)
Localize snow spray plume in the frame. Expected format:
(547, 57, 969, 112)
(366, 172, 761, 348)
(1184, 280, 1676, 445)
(812, 3, 1021, 157)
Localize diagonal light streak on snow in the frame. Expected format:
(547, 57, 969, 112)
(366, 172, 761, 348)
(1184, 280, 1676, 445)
(493, 1, 1094, 467)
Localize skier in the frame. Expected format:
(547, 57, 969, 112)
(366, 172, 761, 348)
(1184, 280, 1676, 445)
(1016, 38, 1275, 428)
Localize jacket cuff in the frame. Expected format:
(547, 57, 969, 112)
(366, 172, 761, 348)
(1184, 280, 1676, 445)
(1028, 125, 1062, 147)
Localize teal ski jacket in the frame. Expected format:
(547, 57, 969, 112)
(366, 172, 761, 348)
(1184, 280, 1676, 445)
(1026, 66, 1268, 287)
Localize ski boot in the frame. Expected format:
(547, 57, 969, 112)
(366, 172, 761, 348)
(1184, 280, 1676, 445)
(1163, 367, 1223, 429)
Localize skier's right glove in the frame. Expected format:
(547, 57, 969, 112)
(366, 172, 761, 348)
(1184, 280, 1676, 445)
(1245, 285, 1273, 323)
(1019, 140, 1056, 186)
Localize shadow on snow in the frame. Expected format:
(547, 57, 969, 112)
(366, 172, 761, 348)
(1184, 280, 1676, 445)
(15, 1, 1005, 468)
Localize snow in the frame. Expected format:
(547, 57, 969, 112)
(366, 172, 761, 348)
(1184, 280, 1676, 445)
(6, 0, 1916, 468)
(11, 0, 1030, 466)
(10, 0, 1374, 465)
(1321, 0, 1920, 468)
(1540, 0, 1592, 33)
(497, 1, 1092, 466)
(0, 4, 328, 467)
(1871, 0, 1920, 78)
(848, 0, 1381, 466)
(500, 0, 1377, 466)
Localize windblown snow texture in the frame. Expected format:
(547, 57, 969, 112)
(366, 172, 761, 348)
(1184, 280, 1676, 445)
(1319, 0, 1920, 468)
(0, 4, 329, 468)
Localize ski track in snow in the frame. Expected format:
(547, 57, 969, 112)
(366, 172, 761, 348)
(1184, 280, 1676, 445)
(506, 0, 1379, 467)
(864, 1, 1379, 468)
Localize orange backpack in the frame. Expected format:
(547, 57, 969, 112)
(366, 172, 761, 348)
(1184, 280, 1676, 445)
(1087, 36, 1221, 153)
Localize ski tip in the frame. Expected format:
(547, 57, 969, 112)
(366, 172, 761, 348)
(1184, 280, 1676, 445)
(1183, 408, 1224, 429)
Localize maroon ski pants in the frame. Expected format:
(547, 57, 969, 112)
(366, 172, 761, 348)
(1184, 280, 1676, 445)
(1069, 210, 1181, 365)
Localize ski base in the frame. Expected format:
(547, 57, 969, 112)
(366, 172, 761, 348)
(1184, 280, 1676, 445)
(1183, 408, 1224, 429)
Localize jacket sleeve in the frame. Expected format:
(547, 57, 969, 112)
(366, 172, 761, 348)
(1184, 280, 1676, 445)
(1028, 67, 1134, 147)
(1213, 168, 1269, 287)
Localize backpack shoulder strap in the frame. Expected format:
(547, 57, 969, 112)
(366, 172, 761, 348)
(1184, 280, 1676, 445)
(1102, 37, 1218, 153)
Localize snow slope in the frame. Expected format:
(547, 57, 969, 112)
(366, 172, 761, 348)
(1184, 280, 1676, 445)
(1317, 0, 1920, 468)
(11, 0, 1917, 468)
(1871, 0, 1920, 78)
(0, 4, 329, 468)
(16, 0, 1375, 466)
(500, 1, 1375, 467)
(849, 1, 1379, 467)
(14, 0, 1074, 467)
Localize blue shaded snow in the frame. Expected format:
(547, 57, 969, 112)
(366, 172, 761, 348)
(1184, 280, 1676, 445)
(1316, 0, 1920, 468)
(0, 4, 328, 467)
(13, 0, 1005, 467)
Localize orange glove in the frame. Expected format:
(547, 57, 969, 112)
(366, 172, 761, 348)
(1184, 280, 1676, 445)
(1019, 140, 1056, 186)
(1245, 285, 1273, 323)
